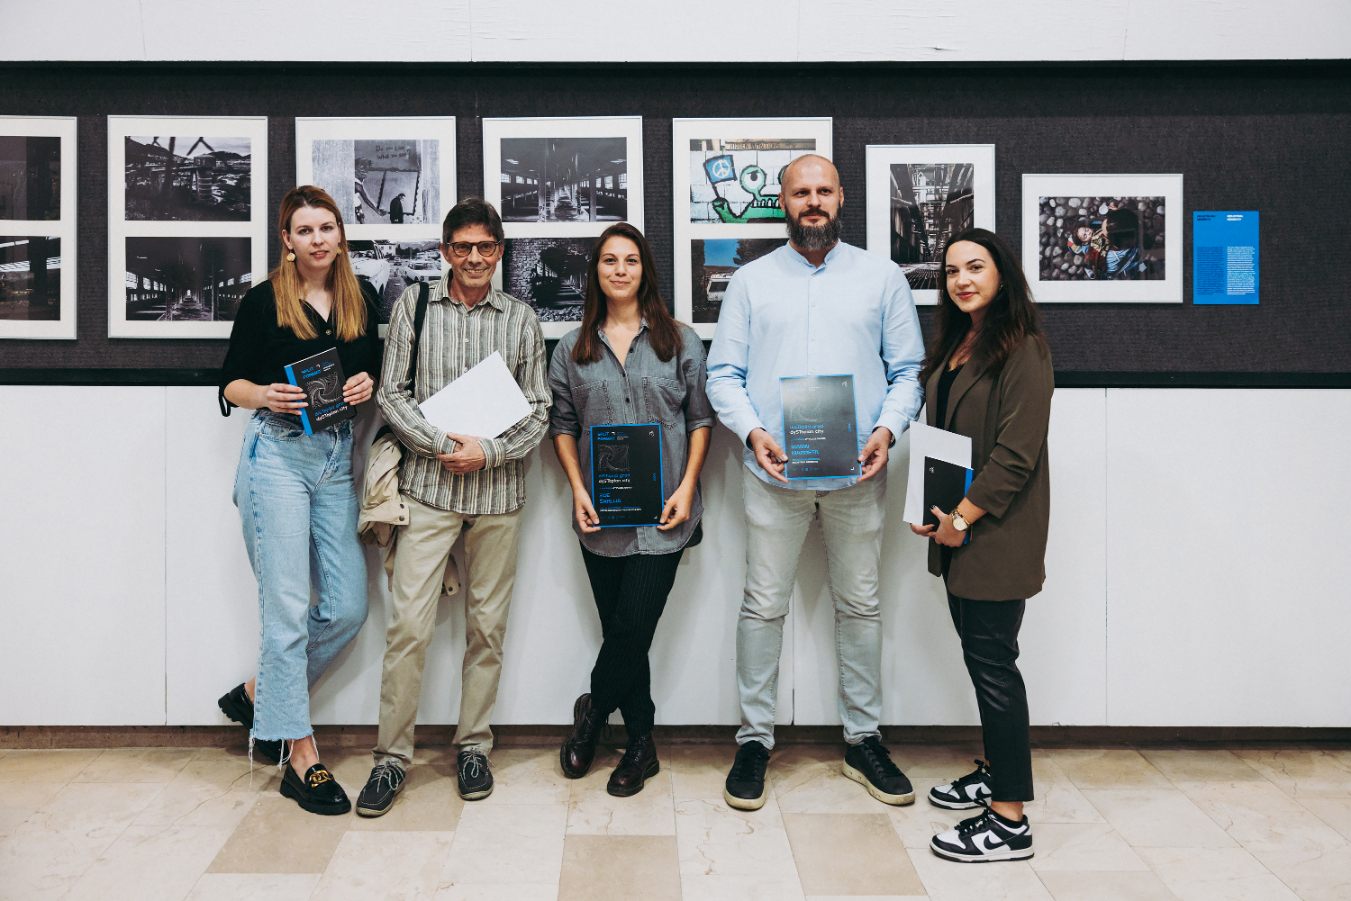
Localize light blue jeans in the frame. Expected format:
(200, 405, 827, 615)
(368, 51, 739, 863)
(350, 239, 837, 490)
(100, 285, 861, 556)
(234, 410, 368, 742)
(737, 466, 887, 750)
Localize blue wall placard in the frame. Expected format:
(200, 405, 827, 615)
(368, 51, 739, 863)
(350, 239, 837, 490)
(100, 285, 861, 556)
(1193, 211, 1259, 304)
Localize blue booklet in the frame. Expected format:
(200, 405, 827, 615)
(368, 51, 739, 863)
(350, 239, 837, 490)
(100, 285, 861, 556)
(590, 423, 664, 528)
(780, 374, 859, 480)
(284, 348, 355, 435)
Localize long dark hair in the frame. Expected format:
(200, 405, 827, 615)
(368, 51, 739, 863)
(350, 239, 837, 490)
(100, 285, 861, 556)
(920, 228, 1047, 385)
(572, 223, 684, 364)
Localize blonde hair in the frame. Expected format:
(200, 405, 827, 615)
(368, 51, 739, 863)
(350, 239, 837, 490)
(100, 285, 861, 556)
(269, 185, 368, 342)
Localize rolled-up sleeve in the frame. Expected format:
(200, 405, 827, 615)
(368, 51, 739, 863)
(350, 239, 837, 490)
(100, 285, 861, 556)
(964, 342, 1054, 519)
(682, 334, 716, 432)
(872, 268, 925, 440)
(705, 273, 764, 444)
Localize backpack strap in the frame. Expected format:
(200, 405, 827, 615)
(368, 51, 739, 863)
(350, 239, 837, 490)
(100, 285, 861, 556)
(375, 280, 433, 444)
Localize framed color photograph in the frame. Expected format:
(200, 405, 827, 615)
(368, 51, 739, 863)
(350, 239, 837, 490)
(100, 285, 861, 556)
(296, 117, 456, 324)
(483, 116, 643, 338)
(1022, 173, 1183, 303)
(108, 116, 268, 338)
(673, 118, 832, 339)
(0, 116, 77, 339)
(865, 144, 995, 306)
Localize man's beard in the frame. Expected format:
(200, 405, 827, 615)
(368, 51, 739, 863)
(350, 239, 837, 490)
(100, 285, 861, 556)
(786, 207, 843, 251)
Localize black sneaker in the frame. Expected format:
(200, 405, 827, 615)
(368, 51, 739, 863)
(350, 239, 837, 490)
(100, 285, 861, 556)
(930, 806, 1034, 862)
(279, 763, 351, 816)
(723, 741, 770, 811)
(843, 736, 915, 806)
(457, 748, 493, 800)
(929, 759, 993, 809)
(216, 683, 282, 765)
(355, 761, 406, 817)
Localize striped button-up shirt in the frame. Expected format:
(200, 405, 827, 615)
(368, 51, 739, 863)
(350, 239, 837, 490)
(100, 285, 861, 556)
(376, 274, 551, 515)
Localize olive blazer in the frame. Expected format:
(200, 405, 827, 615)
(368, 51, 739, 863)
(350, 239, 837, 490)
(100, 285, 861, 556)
(925, 337, 1054, 601)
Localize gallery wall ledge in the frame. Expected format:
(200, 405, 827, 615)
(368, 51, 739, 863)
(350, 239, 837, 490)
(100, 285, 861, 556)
(1, 0, 1348, 63)
(4, 369, 1351, 390)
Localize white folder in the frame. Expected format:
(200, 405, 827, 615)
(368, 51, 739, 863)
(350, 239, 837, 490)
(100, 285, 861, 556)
(418, 351, 532, 439)
(903, 421, 973, 525)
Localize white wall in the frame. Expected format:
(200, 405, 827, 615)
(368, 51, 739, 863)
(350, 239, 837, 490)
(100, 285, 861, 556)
(4, 386, 1347, 729)
(2, 1, 1347, 62)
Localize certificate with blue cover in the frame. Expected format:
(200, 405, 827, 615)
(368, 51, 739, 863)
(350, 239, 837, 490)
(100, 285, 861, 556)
(284, 347, 355, 435)
(590, 423, 664, 527)
(780, 375, 860, 480)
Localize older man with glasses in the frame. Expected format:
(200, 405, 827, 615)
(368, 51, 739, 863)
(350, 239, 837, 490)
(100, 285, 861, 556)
(358, 198, 550, 814)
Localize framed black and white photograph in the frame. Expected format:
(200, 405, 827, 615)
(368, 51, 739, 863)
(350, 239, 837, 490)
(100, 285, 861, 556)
(865, 144, 996, 305)
(1022, 174, 1183, 303)
(348, 239, 445, 322)
(673, 118, 831, 339)
(0, 116, 77, 339)
(108, 116, 267, 338)
(483, 116, 643, 338)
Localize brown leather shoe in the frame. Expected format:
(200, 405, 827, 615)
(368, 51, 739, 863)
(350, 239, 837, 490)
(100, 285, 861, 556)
(607, 732, 659, 797)
(560, 693, 605, 779)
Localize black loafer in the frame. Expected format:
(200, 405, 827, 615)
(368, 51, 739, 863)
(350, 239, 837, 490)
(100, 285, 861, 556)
(457, 748, 493, 800)
(217, 683, 283, 764)
(280, 763, 351, 815)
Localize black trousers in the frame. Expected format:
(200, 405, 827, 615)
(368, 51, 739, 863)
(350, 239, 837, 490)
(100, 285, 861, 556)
(579, 545, 684, 736)
(946, 588, 1035, 802)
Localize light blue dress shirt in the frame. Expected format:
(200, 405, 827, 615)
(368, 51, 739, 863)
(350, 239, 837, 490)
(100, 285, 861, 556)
(706, 241, 925, 491)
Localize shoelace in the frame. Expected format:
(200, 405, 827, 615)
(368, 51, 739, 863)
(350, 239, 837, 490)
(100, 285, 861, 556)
(956, 807, 998, 836)
(618, 738, 649, 767)
(460, 750, 488, 780)
(371, 762, 402, 793)
(860, 740, 903, 778)
(951, 759, 992, 791)
(730, 745, 769, 781)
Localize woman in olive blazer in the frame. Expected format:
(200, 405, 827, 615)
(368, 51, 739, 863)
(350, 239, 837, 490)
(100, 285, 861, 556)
(910, 228, 1053, 865)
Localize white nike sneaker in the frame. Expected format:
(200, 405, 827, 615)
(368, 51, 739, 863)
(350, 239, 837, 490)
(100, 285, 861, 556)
(930, 807, 1034, 862)
(928, 759, 993, 809)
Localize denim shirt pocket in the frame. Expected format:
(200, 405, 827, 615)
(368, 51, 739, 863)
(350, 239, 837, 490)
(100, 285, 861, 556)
(643, 376, 685, 428)
(571, 381, 615, 426)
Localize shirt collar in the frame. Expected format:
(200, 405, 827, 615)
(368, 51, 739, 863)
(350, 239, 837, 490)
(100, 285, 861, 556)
(785, 240, 844, 270)
(437, 272, 504, 311)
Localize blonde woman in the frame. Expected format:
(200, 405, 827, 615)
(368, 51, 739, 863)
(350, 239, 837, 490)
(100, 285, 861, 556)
(216, 185, 380, 815)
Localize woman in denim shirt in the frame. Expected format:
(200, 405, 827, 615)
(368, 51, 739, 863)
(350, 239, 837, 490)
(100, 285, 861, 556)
(216, 186, 380, 815)
(550, 223, 714, 796)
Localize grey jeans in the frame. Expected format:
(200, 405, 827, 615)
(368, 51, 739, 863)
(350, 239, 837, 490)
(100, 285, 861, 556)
(736, 466, 887, 750)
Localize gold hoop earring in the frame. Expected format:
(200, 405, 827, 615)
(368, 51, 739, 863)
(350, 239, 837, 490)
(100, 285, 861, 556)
(286, 252, 296, 262)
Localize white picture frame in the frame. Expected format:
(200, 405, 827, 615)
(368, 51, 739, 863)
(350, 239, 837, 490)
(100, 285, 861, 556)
(1022, 173, 1183, 303)
(0, 116, 78, 340)
(483, 116, 643, 339)
(107, 115, 268, 339)
(673, 117, 832, 339)
(865, 144, 996, 306)
(296, 116, 457, 331)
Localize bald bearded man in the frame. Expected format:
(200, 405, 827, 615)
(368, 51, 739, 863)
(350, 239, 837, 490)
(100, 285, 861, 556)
(706, 155, 925, 810)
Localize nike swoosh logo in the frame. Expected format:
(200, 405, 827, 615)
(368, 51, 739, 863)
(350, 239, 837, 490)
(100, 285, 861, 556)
(974, 832, 1006, 853)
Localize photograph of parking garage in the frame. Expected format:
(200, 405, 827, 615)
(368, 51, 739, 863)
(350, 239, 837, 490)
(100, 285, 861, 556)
(348, 239, 443, 322)
(0, 236, 60, 321)
(123, 236, 251, 322)
(499, 137, 628, 223)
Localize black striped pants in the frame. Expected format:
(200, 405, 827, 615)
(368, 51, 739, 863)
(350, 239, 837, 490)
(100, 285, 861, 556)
(579, 545, 685, 736)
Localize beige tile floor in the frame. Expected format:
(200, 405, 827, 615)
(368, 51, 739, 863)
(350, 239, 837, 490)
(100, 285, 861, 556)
(0, 741, 1348, 901)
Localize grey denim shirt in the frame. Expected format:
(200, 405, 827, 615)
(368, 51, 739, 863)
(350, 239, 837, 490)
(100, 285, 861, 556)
(549, 321, 715, 557)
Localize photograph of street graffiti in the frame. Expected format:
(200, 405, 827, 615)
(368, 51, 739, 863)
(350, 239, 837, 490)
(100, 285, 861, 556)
(1037, 195, 1166, 281)
(690, 238, 787, 323)
(124, 236, 251, 322)
(311, 139, 440, 226)
(889, 162, 976, 290)
(0, 136, 61, 222)
(348, 239, 443, 321)
(688, 138, 816, 224)
(499, 138, 628, 223)
(502, 236, 592, 323)
(0, 236, 60, 321)
(124, 137, 251, 222)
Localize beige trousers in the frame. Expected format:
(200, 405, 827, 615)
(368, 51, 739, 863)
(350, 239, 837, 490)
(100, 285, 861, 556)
(374, 494, 523, 766)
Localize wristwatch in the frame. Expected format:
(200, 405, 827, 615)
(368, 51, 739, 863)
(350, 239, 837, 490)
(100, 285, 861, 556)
(950, 509, 970, 532)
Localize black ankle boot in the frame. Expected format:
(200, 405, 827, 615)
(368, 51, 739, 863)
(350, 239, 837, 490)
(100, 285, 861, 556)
(607, 732, 658, 797)
(560, 693, 606, 779)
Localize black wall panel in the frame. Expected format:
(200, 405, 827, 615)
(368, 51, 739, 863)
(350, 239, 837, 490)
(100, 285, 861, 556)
(0, 61, 1347, 380)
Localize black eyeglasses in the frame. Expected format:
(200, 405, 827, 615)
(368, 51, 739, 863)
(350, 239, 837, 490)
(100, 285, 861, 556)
(446, 241, 502, 258)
